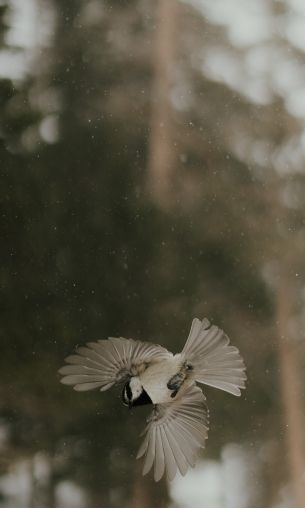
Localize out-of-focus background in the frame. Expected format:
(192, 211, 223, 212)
(1, 0, 305, 507)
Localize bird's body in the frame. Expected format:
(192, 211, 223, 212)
(59, 317, 246, 481)
(140, 353, 185, 404)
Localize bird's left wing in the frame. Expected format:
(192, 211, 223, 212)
(137, 384, 209, 482)
(59, 337, 171, 392)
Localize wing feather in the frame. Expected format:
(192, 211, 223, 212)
(74, 381, 113, 392)
(59, 337, 171, 392)
(159, 426, 177, 481)
(174, 419, 203, 449)
(154, 427, 165, 482)
(143, 427, 156, 476)
(164, 426, 188, 477)
(168, 421, 197, 467)
(137, 384, 209, 481)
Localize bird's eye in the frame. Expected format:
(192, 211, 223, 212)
(122, 382, 132, 406)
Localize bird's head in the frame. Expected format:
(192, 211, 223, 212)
(122, 377, 152, 407)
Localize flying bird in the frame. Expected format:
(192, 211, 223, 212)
(59, 317, 246, 481)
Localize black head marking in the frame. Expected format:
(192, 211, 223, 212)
(132, 388, 152, 407)
(122, 381, 152, 407)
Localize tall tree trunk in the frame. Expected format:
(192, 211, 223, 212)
(146, 0, 178, 209)
(277, 273, 305, 508)
(131, 463, 168, 508)
(132, 476, 152, 508)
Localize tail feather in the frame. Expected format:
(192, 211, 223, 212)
(182, 318, 246, 397)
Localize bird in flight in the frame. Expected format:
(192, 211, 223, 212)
(59, 317, 246, 481)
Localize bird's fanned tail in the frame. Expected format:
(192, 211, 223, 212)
(182, 318, 246, 396)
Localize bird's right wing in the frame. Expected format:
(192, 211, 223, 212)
(181, 318, 246, 396)
(137, 384, 209, 482)
(59, 337, 171, 392)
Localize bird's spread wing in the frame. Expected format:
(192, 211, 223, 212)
(59, 337, 171, 392)
(137, 384, 209, 482)
(181, 318, 246, 396)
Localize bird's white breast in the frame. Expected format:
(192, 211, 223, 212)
(139, 354, 184, 404)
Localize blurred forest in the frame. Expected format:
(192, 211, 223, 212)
(1, 0, 305, 507)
